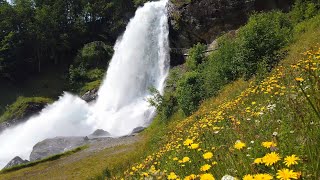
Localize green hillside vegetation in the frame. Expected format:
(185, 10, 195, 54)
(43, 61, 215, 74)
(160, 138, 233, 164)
(120, 2, 320, 179)
(0, 145, 88, 173)
(0, 96, 53, 123)
(123, 18, 320, 180)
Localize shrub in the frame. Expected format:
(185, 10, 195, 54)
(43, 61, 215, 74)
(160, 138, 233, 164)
(176, 71, 205, 116)
(185, 43, 206, 71)
(294, 14, 320, 36)
(290, 0, 320, 23)
(200, 34, 243, 97)
(237, 11, 292, 79)
(148, 87, 178, 121)
(74, 41, 113, 69)
(69, 41, 112, 92)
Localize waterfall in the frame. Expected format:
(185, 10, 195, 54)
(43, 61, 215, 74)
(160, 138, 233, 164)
(0, 0, 169, 169)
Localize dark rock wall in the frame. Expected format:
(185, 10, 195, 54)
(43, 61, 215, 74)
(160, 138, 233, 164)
(168, 0, 293, 49)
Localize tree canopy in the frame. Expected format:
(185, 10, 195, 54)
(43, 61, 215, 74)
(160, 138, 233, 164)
(0, 0, 135, 81)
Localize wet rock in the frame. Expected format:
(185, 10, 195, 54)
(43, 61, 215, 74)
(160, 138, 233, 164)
(89, 129, 111, 137)
(30, 137, 87, 161)
(131, 127, 146, 134)
(4, 156, 29, 169)
(168, 0, 293, 48)
(81, 89, 98, 103)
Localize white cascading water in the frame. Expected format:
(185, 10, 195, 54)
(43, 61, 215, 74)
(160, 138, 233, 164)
(0, 0, 169, 169)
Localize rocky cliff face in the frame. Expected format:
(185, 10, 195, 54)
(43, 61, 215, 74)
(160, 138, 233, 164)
(168, 0, 293, 48)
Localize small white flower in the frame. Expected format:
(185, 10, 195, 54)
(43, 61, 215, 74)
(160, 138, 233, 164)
(222, 175, 237, 180)
(273, 132, 278, 136)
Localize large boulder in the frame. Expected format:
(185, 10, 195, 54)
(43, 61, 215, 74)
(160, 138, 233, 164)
(89, 129, 111, 137)
(131, 126, 146, 134)
(4, 156, 29, 169)
(168, 0, 293, 48)
(30, 137, 88, 161)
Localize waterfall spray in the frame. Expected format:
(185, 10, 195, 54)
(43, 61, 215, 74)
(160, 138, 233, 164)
(0, 0, 169, 168)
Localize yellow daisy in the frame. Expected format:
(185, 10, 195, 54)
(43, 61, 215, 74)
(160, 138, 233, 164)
(234, 140, 246, 150)
(276, 169, 298, 180)
(284, 155, 300, 167)
(262, 152, 281, 166)
(203, 152, 213, 160)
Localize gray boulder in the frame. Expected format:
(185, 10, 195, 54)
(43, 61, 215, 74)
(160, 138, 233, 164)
(30, 137, 87, 161)
(4, 156, 29, 169)
(81, 89, 98, 103)
(89, 129, 111, 137)
(131, 127, 146, 134)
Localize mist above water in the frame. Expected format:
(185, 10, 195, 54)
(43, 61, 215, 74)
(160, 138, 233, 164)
(0, 0, 169, 169)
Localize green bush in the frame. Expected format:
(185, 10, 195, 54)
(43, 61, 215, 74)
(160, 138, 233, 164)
(200, 34, 243, 97)
(74, 41, 113, 69)
(69, 41, 112, 92)
(185, 43, 206, 71)
(176, 72, 205, 116)
(294, 14, 320, 36)
(79, 80, 102, 95)
(148, 87, 178, 121)
(237, 11, 292, 79)
(290, 0, 320, 23)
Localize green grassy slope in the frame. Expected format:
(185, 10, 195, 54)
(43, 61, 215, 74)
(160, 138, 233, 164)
(119, 24, 320, 179)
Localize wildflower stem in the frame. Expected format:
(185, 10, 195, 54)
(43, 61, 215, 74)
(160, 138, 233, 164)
(297, 83, 320, 121)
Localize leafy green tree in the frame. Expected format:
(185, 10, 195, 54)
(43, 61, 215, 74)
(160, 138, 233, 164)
(69, 41, 113, 88)
(237, 11, 292, 79)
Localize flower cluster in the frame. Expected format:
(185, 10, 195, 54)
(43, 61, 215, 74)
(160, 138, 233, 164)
(121, 47, 319, 180)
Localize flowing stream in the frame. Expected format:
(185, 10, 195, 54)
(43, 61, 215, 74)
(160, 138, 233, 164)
(0, 0, 169, 168)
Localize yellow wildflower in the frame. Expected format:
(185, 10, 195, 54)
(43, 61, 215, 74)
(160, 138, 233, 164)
(184, 174, 196, 180)
(184, 139, 193, 146)
(295, 77, 304, 82)
(276, 169, 298, 180)
(254, 174, 273, 180)
(200, 164, 212, 171)
(262, 152, 281, 166)
(203, 152, 213, 160)
(254, 158, 263, 164)
(284, 155, 300, 167)
(191, 143, 199, 149)
(234, 140, 246, 150)
(262, 141, 277, 148)
(141, 172, 149, 177)
(182, 156, 190, 163)
(173, 157, 178, 161)
(168, 172, 178, 179)
(200, 173, 215, 180)
(243, 174, 254, 180)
